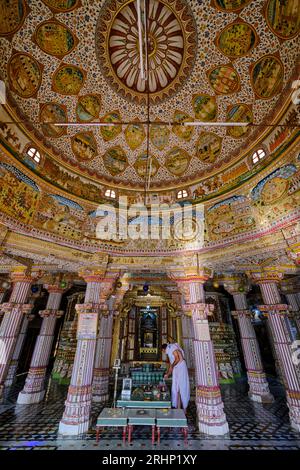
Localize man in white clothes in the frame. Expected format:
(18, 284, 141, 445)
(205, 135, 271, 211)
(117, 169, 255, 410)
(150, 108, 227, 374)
(162, 342, 190, 414)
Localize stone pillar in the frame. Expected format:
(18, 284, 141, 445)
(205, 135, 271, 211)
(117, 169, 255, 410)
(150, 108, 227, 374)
(58, 271, 113, 435)
(17, 285, 65, 404)
(180, 312, 195, 375)
(176, 314, 182, 345)
(224, 277, 273, 403)
(281, 278, 300, 334)
(92, 308, 114, 402)
(180, 275, 229, 436)
(0, 270, 33, 398)
(111, 313, 121, 367)
(5, 313, 34, 387)
(252, 269, 300, 432)
(110, 284, 130, 366)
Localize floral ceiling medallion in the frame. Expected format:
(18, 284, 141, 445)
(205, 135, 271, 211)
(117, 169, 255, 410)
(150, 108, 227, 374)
(96, 0, 197, 104)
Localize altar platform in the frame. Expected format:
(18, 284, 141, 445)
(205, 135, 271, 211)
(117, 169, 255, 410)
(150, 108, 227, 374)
(117, 399, 171, 408)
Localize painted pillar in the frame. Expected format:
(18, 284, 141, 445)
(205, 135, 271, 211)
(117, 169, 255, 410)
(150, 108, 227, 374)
(92, 307, 114, 402)
(181, 276, 229, 435)
(5, 313, 34, 387)
(110, 285, 130, 367)
(0, 270, 32, 398)
(224, 278, 273, 403)
(252, 270, 300, 432)
(281, 279, 300, 334)
(58, 273, 109, 435)
(176, 314, 182, 345)
(17, 285, 65, 404)
(126, 305, 136, 362)
(180, 312, 195, 376)
(161, 304, 168, 346)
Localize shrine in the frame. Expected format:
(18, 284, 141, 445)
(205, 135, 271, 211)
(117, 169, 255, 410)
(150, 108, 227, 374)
(0, 0, 299, 454)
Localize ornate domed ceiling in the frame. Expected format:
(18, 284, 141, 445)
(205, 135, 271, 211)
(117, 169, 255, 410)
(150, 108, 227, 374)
(0, 0, 299, 193)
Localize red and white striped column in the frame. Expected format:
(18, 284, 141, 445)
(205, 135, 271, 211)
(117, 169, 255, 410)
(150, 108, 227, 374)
(180, 312, 195, 376)
(252, 270, 300, 432)
(281, 279, 300, 334)
(58, 273, 111, 435)
(5, 313, 35, 387)
(92, 308, 113, 402)
(224, 278, 274, 403)
(180, 276, 228, 435)
(0, 270, 33, 398)
(17, 285, 65, 404)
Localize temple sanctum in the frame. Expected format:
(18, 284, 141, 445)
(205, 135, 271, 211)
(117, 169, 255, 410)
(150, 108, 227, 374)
(0, 0, 299, 453)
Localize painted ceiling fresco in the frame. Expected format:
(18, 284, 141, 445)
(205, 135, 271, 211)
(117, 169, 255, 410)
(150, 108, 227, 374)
(0, 0, 299, 191)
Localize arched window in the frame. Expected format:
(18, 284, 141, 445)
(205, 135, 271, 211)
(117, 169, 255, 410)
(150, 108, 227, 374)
(105, 189, 116, 199)
(252, 148, 266, 165)
(177, 189, 188, 199)
(26, 147, 41, 163)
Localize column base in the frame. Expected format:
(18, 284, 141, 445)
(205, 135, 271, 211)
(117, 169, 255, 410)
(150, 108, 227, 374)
(290, 419, 300, 432)
(198, 420, 229, 436)
(92, 393, 109, 403)
(17, 389, 45, 405)
(196, 386, 229, 436)
(287, 392, 300, 433)
(248, 391, 274, 404)
(4, 363, 18, 387)
(58, 419, 90, 436)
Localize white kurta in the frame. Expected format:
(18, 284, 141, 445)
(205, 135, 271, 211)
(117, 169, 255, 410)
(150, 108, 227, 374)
(166, 343, 190, 410)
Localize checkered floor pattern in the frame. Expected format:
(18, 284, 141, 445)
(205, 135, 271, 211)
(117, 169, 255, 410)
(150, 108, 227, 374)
(0, 376, 300, 450)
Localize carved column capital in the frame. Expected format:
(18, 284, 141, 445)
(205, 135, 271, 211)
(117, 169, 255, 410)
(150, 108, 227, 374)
(220, 274, 251, 296)
(39, 309, 64, 319)
(231, 309, 253, 319)
(0, 302, 32, 314)
(183, 302, 214, 319)
(247, 268, 284, 285)
(259, 304, 291, 315)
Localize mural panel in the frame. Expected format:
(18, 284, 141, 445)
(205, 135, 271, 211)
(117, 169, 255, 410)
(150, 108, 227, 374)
(196, 132, 222, 164)
(134, 153, 159, 178)
(251, 164, 296, 205)
(40, 102, 67, 138)
(207, 64, 240, 95)
(193, 94, 217, 121)
(207, 195, 256, 241)
(216, 21, 258, 58)
(71, 132, 97, 161)
(52, 64, 85, 95)
(0, 164, 40, 224)
(103, 146, 128, 175)
(42, 0, 81, 13)
(8, 52, 42, 98)
(166, 148, 190, 176)
(76, 94, 101, 122)
(265, 0, 300, 40)
(0, 0, 29, 38)
(34, 20, 78, 58)
(149, 123, 170, 150)
(124, 123, 145, 150)
(172, 111, 194, 141)
(212, 0, 252, 12)
(226, 104, 253, 138)
(250, 54, 284, 99)
(100, 111, 122, 142)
